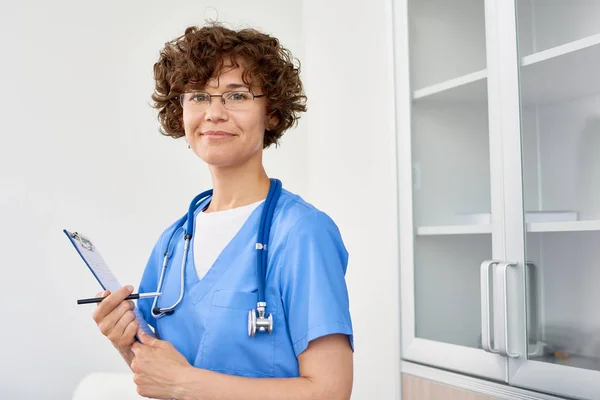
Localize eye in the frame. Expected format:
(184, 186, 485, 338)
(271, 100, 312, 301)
(227, 92, 252, 102)
(190, 93, 210, 102)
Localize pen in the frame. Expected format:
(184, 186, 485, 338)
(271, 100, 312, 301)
(77, 292, 163, 305)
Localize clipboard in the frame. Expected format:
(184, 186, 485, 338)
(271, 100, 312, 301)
(64, 229, 156, 339)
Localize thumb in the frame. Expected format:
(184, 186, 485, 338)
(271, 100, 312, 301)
(137, 329, 158, 346)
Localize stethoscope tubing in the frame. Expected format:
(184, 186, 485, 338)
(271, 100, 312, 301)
(151, 179, 281, 318)
(256, 179, 281, 304)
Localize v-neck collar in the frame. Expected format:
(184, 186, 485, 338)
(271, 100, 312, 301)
(187, 196, 266, 305)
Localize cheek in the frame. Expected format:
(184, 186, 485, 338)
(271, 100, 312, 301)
(240, 114, 267, 139)
(183, 113, 201, 138)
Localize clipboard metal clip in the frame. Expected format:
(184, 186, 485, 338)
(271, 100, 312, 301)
(71, 232, 95, 251)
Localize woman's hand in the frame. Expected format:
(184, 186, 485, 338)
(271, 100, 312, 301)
(92, 285, 139, 355)
(130, 330, 193, 399)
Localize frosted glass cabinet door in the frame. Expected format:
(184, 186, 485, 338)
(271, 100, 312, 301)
(508, 1, 600, 398)
(397, 0, 507, 381)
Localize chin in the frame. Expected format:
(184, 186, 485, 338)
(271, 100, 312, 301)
(197, 149, 241, 168)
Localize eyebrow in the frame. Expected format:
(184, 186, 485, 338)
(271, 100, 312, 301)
(188, 82, 250, 92)
(225, 83, 249, 90)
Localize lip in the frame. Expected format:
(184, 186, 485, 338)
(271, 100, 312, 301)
(201, 130, 236, 139)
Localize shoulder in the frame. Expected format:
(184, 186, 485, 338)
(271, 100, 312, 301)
(156, 214, 186, 245)
(275, 189, 340, 232)
(145, 213, 188, 268)
(272, 189, 346, 251)
(270, 189, 350, 282)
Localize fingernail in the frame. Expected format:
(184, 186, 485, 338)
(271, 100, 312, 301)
(127, 285, 133, 292)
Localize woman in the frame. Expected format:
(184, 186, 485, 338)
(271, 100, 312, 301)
(92, 24, 353, 400)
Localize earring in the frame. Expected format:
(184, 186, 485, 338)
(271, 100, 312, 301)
(188, 144, 191, 149)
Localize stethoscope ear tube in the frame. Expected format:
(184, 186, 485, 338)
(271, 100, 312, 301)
(186, 189, 214, 235)
(152, 307, 174, 316)
(151, 190, 213, 318)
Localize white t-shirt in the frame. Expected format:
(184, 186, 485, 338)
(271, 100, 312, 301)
(193, 200, 264, 280)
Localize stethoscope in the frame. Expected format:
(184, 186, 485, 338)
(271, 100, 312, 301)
(150, 178, 282, 337)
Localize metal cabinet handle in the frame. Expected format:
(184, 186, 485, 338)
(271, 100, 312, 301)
(480, 260, 500, 353)
(497, 261, 520, 358)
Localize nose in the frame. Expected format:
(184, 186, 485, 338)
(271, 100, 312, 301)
(204, 97, 228, 122)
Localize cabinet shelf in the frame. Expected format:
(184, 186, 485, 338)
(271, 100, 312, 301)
(412, 70, 487, 103)
(416, 224, 491, 236)
(412, 33, 600, 105)
(520, 33, 600, 105)
(417, 221, 600, 235)
(527, 220, 600, 233)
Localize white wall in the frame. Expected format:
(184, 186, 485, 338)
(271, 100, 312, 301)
(0, 0, 400, 398)
(0, 1, 306, 398)
(302, 1, 401, 399)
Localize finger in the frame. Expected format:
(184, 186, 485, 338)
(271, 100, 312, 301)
(94, 290, 110, 308)
(92, 285, 134, 323)
(120, 319, 140, 348)
(108, 310, 136, 346)
(95, 299, 135, 338)
(131, 341, 142, 354)
(137, 329, 163, 348)
(133, 372, 142, 385)
(136, 329, 157, 346)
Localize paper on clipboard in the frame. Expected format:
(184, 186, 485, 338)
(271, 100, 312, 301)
(64, 229, 156, 338)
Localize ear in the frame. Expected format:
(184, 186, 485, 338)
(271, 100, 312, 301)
(266, 113, 279, 131)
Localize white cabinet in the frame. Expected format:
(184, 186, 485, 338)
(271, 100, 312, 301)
(394, 1, 600, 399)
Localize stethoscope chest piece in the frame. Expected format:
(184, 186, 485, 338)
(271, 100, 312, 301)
(248, 302, 273, 337)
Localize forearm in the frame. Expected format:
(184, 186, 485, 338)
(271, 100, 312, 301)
(176, 367, 345, 400)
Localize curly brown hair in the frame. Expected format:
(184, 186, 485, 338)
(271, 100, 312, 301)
(151, 23, 307, 148)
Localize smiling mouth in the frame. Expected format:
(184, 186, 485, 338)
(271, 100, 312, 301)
(201, 131, 235, 138)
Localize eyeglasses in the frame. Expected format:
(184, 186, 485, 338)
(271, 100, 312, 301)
(178, 91, 266, 112)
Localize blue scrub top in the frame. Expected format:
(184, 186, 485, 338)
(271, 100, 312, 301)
(137, 189, 354, 378)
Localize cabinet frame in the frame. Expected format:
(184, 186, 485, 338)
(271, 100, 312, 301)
(394, 0, 600, 398)
(501, 1, 600, 398)
(395, 0, 509, 383)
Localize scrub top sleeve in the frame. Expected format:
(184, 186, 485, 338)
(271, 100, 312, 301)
(279, 210, 354, 358)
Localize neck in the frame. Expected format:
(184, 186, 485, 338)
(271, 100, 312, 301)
(206, 158, 271, 213)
